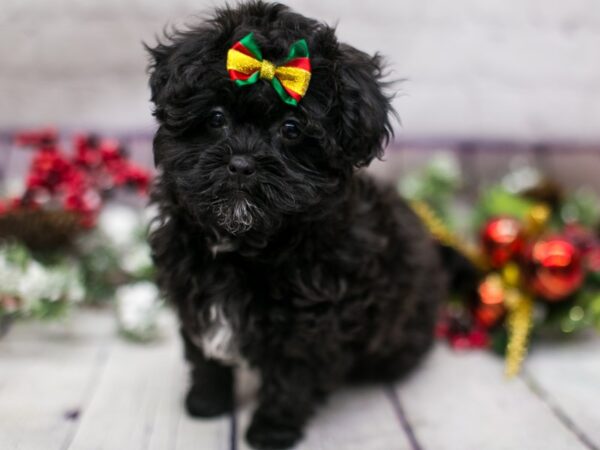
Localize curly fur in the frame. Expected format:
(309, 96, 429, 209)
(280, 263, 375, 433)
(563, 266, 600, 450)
(146, 2, 446, 449)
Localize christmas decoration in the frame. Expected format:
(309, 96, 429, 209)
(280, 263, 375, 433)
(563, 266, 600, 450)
(475, 273, 505, 327)
(404, 155, 600, 377)
(400, 153, 462, 228)
(0, 129, 156, 341)
(480, 217, 524, 268)
(523, 237, 584, 301)
(1, 129, 150, 248)
(115, 281, 162, 341)
(0, 242, 85, 323)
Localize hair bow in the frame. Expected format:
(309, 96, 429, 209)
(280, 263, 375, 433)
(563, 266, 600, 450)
(226, 33, 311, 106)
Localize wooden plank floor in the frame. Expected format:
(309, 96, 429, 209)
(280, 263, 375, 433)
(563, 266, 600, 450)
(1, 308, 599, 450)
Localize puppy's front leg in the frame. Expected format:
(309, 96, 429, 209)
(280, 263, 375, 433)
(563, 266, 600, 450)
(246, 358, 335, 450)
(180, 329, 234, 418)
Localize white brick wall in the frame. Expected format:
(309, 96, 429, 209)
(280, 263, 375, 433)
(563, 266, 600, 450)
(1, 0, 599, 141)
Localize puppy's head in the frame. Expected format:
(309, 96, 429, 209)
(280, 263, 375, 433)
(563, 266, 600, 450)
(147, 1, 393, 235)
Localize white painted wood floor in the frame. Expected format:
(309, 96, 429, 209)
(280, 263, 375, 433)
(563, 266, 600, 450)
(1, 308, 599, 450)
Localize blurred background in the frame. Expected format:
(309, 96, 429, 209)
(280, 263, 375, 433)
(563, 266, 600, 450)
(1, 0, 599, 140)
(1, 0, 599, 190)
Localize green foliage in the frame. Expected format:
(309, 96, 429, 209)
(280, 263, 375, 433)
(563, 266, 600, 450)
(399, 153, 462, 227)
(561, 188, 600, 227)
(472, 186, 536, 228)
(0, 242, 83, 321)
(30, 298, 71, 320)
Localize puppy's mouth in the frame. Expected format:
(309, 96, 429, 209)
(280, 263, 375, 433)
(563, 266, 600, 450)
(211, 193, 262, 235)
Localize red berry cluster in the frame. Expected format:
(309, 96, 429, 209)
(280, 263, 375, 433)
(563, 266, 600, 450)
(1, 128, 151, 228)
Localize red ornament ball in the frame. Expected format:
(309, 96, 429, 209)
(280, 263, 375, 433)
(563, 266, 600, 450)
(481, 217, 524, 268)
(524, 237, 584, 301)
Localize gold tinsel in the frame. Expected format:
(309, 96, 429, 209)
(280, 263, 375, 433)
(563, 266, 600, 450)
(501, 263, 535, 378)
(410, 201, 485, 269)
(504, 291, 534, 378)
(499, 204, 549, 377)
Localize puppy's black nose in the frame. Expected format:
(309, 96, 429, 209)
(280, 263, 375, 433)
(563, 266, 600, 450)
(228, 155, 256, 177)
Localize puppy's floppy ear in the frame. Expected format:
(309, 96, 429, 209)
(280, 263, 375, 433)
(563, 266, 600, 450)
(145, 40, 175, 117)
(145, 39, 178, 167)
(335, 44, 394, 168)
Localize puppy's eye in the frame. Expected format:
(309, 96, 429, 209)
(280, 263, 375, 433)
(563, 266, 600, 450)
(208, 110, 226, 128)
(281, 120, 301, 140)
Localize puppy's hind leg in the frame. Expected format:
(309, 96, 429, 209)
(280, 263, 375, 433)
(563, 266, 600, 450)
(348, 332, 436, 383)
(180, 328, 234, 418)
(349, 286, 441, 384)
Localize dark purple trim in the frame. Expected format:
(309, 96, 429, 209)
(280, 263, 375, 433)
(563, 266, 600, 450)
(385, 386, 424, 450)
(2, 129, 600, 153)
(522, 373, 599, 450)
(229, 410, 238, 450)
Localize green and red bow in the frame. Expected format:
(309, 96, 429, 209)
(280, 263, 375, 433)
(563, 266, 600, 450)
(226, 33, 312, 106)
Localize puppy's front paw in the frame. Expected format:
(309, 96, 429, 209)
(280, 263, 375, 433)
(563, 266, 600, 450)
(246, 414, 303, 450)
(185, 382, 233, 418)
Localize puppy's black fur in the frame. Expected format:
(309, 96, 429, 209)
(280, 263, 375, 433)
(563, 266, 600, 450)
(147, 2, 446, 449)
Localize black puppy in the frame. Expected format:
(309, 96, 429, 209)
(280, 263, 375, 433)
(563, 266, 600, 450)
(147, 2, 445, 449)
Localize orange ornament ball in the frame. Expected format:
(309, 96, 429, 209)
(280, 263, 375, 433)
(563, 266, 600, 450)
(475, 274, 506, 328)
